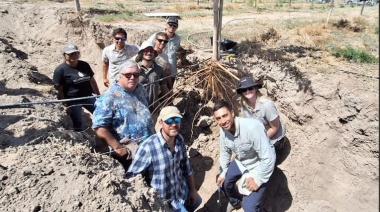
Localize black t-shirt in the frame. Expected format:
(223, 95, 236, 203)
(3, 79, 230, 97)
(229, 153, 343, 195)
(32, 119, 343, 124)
(53, 60, 95, 98)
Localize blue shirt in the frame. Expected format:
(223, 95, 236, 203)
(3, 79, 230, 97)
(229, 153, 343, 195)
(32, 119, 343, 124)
(92, 83, 154, 141)
(126, 132, 192, 204)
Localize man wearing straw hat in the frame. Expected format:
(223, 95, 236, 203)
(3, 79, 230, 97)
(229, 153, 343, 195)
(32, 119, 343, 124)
(126, 106, 202, 212)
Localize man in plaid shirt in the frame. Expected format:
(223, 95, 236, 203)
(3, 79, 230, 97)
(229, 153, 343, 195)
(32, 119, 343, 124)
(126, 106, 201, 211)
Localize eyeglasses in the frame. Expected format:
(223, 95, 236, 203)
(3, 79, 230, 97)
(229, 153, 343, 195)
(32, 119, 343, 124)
(114, 37, 127, 41)
(164, 117, 182, 125)
(156, 39, 169, 44)
(143, 48, 155, 53)
(240, 86, 255, 93)
(168, 23, 178, 28)
(122, 72, 140, 79)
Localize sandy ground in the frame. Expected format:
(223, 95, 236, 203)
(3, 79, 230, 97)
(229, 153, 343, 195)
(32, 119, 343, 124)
(0, 1, 378, 212)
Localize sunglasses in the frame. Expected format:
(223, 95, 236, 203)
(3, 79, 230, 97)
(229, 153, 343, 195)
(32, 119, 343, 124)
(114, 37, 127, 41)
(157, 39, 169, 44)
(122, 72, 140, 79)
(168, 23, 178, 28)
(164, 117, 182, 125)
(239, 86, 255, 93)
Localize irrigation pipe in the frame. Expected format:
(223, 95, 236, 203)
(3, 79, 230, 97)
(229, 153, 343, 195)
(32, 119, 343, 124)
(0, 57, 211, 109)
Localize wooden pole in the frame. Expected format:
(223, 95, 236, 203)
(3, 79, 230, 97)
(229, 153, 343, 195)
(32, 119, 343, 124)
(74, 0, 80, 12)
(212, 0, 219, 61)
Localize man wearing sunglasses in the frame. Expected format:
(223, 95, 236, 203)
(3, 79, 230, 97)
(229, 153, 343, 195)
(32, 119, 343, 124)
(127, 106, 202, 212)
(153, 32, 173, 90)
(134, 41, 169, 113)
(213, 100, 275, 212)
(147, 17, 181, 87)
(102, 28, 139, 88)
(92, 60, 154, 171)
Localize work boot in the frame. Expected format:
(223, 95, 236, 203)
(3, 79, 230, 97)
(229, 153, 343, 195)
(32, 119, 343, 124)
(226, 202, 242, 212)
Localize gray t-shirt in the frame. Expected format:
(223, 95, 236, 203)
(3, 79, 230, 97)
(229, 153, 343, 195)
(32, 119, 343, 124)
(240, 98, 286, 145)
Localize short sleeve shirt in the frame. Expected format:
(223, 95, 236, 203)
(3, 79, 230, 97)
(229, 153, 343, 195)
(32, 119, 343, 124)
(102, 44, 139, 84)
(52, 60, 94, 98)
(92, 83, 154, 141)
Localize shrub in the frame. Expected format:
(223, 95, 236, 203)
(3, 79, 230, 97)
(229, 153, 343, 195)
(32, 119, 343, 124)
(333, 46, 378, 63)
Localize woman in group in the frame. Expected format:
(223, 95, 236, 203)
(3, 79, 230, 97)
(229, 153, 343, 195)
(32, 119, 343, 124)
(236, 76, 286, 150)
(53, 43, 100, 132)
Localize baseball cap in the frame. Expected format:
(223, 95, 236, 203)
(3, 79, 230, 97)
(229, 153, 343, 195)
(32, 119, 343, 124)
(155, 106, 183, 133)
(167, 17, 179, 25)
(62, 43, 80, 54)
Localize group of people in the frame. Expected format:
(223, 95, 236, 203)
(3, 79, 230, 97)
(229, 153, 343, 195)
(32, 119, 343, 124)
(52, 16, 287, 212)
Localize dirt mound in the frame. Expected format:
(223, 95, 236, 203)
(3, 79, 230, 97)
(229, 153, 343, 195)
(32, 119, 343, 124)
(0, 2, 378, 212)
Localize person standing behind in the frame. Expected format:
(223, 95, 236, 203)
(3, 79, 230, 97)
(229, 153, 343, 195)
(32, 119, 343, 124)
(92, 60, 154, 171)
(53, 43, 100, 132)
(213, 100, 275, 212)
(126, 106, 202, 212)
(135, 41, 169, 112)
(236, 76, 286, 151)
(152, 32, 172, 90)
(147, 17, 181, 87)
(102, 28, 139, 87)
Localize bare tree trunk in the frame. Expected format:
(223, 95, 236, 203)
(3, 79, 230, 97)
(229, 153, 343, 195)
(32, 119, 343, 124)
(212, 0, 220, 61)
(289, 0, 292, 7)
(74, 0, 80, 12)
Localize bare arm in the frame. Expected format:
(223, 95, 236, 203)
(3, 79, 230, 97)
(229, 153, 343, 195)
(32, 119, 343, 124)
(265, 116, 280, 139)
(102, 61, 110, 87)
(186, 175, 199, 205)
(90, 77, 100, 95)
(94, 127, 128, 157)
(54, 85, 65, 100)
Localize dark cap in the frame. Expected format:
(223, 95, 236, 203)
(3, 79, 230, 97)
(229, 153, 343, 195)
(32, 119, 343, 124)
(236, 76, 263, 94)
(167, 17, 178, 25)
(62, 43, 80, 54)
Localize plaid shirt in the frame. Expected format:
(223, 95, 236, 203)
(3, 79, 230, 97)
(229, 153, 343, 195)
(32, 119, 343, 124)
(126, 132, 192, 204)
(102, 43, 139, 84)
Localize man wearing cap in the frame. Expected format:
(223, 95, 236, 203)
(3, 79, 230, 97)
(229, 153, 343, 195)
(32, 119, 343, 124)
(92, 60, 154, 171)
(53, 43, 100, 132)
(102, 28, 139, 87)
(135, 41, 169, 113)
(126, 106, 202, 212)
(147, 17, 182, 87)
(213, 100, 275, 212)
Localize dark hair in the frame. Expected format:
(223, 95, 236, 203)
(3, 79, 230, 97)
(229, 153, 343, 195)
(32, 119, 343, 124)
(155, 32, 168, 40)
(112, 28, 127, 37)
(213, 100, 232, 113)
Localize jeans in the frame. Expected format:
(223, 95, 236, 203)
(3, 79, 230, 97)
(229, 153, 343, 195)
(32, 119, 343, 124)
(224, 160, 267, 212)
(172, 185, 202, 212)
(66, 97, 96, 132)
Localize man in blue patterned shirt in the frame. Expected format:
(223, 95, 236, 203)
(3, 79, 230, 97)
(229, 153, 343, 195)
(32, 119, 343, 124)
(126, 106, 202, 212)
(92, 60, 154, 171)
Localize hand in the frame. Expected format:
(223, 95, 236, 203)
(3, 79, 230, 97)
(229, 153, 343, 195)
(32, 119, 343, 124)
(245, 177, 259, 191)
(113, 145, 129, 158)
(216, 176, 225, 187)
(186, 189, 198, 207)
(103, 78, 109, 87)
(62, 104, 71, 115)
